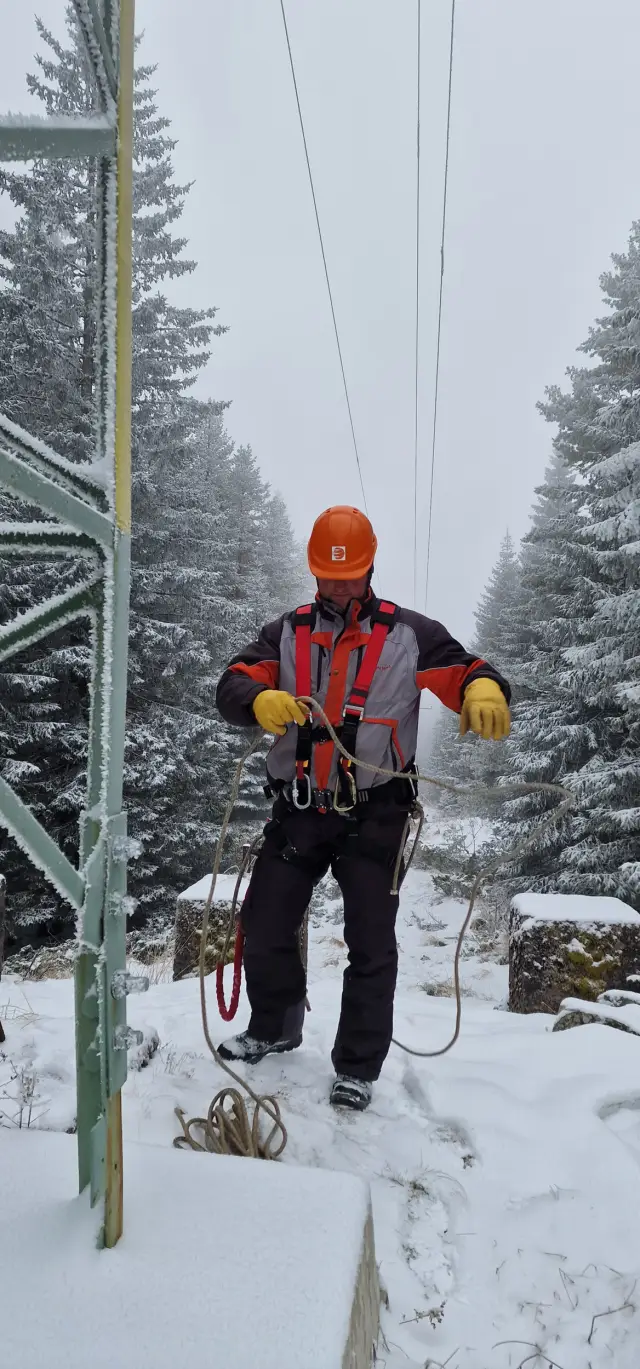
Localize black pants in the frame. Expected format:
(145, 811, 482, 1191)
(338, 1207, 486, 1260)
(240, 790, 410, 1082)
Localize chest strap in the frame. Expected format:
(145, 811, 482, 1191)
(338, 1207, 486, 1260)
(292, 598, 399, 810)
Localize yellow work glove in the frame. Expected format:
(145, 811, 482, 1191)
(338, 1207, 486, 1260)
(252, 690, 309, 736)
(460, 678, 511, 741)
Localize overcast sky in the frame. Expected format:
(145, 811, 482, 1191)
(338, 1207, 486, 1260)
(3, 0, 640, 645)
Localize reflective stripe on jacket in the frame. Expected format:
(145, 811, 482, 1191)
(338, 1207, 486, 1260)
(215, 594, 511, 792)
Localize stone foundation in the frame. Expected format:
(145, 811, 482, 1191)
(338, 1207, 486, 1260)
(509, 893, 640, 1014)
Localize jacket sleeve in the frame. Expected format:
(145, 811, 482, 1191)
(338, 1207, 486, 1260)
(216, 616, 285, 727)
(398, 608, 511, 713)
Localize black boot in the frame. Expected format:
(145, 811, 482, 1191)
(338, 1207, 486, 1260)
(330, 1075, 373, 1111)
(217, 1028, 302, 1065)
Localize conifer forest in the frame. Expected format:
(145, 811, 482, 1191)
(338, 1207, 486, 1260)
(1, 10, 638, 958)
(0, 17, 308, 949)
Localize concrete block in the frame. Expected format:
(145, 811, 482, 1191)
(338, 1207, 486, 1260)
(3, 1129, 380, 1369)
(509, 892, 640, 1014)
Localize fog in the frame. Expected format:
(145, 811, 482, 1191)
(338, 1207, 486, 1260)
(3, 0, 640, 644)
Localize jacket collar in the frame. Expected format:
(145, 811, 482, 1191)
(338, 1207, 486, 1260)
(315, 589, 377, 625)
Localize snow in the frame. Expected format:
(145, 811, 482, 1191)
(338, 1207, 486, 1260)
(2, 1129, 369, 1369)
(512, 891, 640, 928)
(0, 112, 114, 132)
(3, 867, 640, 1367)
(557, 996, 640, 1034)
(177, 870, 249, 904)
(0, 410, 107, 486)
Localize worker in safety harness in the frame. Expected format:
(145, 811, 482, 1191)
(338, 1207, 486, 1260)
(215, 507, 511, 1110)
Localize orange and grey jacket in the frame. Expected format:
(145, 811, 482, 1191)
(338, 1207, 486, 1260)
(216, 595, 510, 793)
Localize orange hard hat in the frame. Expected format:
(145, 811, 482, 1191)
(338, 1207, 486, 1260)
(307, 506, 377, 579)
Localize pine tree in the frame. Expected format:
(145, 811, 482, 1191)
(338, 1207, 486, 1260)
(556, 442, 639, 905)
(0, 14, 220, 939)
(429, 532, 524, 799)
(0, 13, 279, 940)
(472, 530, 522, 671)
(509, 224, 640, 907)
(492, 458, 594, 891)
(540, 222, 640, 468)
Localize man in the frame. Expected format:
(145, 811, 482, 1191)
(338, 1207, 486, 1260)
(216, 506, 510, 1110)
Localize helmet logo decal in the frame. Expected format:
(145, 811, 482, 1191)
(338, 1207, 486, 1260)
(331, 545, 347, 562)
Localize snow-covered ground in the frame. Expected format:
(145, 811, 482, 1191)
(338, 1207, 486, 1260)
(2, 868, 640, 1368)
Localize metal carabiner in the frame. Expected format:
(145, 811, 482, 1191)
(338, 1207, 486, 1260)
(333, 764, 357, 814)
(292, 772, 312, 810)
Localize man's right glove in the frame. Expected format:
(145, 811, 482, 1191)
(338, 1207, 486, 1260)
(252, 690, 309, 736)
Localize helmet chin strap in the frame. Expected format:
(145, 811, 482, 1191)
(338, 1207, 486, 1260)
(315, 566, 374, 596)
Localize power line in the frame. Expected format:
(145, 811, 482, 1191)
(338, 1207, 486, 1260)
(279, 0, 369, 515)
(424, 0, 456, 614)
(412, 0, 422, 607)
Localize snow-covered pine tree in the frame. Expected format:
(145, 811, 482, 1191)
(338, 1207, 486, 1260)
(473, 530, 522, 671)
(492, 456, 597, 893)
(550, 445, 639, 905)
(207, 444, 309, 831)
(425, 705, 471, 812)
(535, 226, 640, 906)
(0, 17, 103, 936)
(428, 531, 524, 807)
(541, 222, 640, 467)
(1, 16, 300, 941)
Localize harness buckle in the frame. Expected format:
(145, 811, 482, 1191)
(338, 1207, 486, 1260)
(343, 702, 365, 722)
(291, 773, 312, 810)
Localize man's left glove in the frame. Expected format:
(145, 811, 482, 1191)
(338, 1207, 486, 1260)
(460, 678, 511, 741)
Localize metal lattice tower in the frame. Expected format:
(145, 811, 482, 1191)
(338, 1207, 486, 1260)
(0, 0, 139, 1247)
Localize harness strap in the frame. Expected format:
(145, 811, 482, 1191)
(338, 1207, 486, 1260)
(339, 601, 400, 792)
(293, 598, 400, 804)
(343, 600, 399, 715)
(294, 604, 314, 698)
(293, 604, 315, 796)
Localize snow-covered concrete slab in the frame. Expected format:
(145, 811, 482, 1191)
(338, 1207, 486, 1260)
(510, 892, 640, 1013)
(511, 891, 640, 930)
(3, 1129, 378, 1369)
(177, 871, 249, 904)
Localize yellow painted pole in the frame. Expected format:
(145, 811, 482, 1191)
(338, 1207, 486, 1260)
(104, 0, 135, 1250)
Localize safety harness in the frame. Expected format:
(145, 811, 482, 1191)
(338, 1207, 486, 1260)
(292, 598, 400, 812)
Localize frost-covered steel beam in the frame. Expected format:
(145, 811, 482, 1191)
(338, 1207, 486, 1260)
(0, 523, 99, 557)
(0, 777, 84, 911)
(0, 578, 100, 664)
(0, 114, 116, 162)
(73, 0, 118, 108)
(0, 413, 108, 506)
(0, 449, 113, 547)
(0, 0, 137, 1249)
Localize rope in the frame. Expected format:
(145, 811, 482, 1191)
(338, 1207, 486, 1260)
(215, 834, 263, 1020)
(424, 0, 457, 614)
(177, 696, 574, 1155)
(294, 697, 575, 1059)
(173, 735, 288, 1160)
(413, 0, 422, 607)
(279, 0, 369, 516)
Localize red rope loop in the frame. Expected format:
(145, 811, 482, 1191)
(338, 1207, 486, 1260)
(216, 926, 245, 1021)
